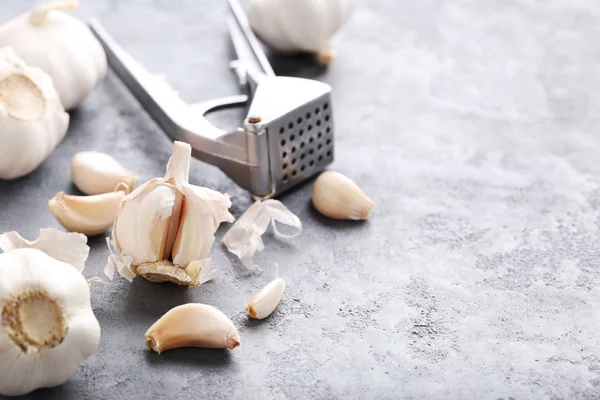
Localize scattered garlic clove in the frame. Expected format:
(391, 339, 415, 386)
(48, 190, 126, 236)
(106, 141, 234, 286)
(0, 0, 107, 110)
(312, 171, 373, 220)
(0, 229, 100, 397)
(71, 151, 138, 195)
(145, 304, 241, 353)
(0, 46, 69, 180)
(246, 278, 286, 320)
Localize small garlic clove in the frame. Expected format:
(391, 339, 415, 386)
(71, 151, 138, 195)
(312, 171, 374, 220)
(145, 304, 241, 353)
(48, 190, 126, 236)
(246, 278, 286, 320)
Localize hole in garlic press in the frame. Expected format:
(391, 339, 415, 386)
(315, 108, 320, 114)
(283, 175, 288, 183)
(308, 149, 314, 155)
(292, 170, 297, 177)
(325, 115, 330, 122)
(301, 165, 306, 171)
(326, 150, 332, 157)
(300, 154, 306, 160)
(318, 132, 322, 138)
(279, 127, 285, 134)
(308, 125, 313, 131)
(291, 147, 297, 153)
(297, 117, 303, 124)
(300, 142, 305, 148)
(288, 122, 294, 129)
(282, 151, 287, 158)
(316, 120, 321, 127)
(306, 112, 311, 119)
(290, 135, 295, 141)
(326, 127, 331, 133)
(282, 163, 288, 170)
(309, 137, 314, 144)
(324, 103, 329, 110)
(299, 130, 304, 136)
(318, 155, 323, 162)
(281, 139, 286, 146)
(291, 158, 297, 165)
(318, 144, 322, 150)
(309, 160, 315, 167)
(326, 139, 331, 145)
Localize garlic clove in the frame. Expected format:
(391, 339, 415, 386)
(312, 171, 373, 220)
(145, 304, 240, 353)
(71, 151, 138, 195)
(246, 278, 286, 319)
(48, 190, 126, 236)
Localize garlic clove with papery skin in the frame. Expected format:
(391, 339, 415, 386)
(48, 189, 127, 236)
(246, 277, 286, 320)
(0, 229, 100, 397)
(106, 141, 235, 286)
(248, 0, 354, 64)
(0, 46, 69, 180)
(312, 171, 374, 220)
(0, 0, 107, 110)
(71, 151, 138, 195)
(145, 304, 241, 353)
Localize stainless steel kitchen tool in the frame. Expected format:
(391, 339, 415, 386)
(89, 0, 334, 198)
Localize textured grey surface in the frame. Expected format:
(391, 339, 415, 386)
(1, 0, 600, 399)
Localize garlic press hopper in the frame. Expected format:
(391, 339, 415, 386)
(89, 0, 334, 198)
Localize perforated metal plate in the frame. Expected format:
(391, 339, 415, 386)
(268, 93, 334, 194)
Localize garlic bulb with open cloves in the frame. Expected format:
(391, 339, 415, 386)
(105, 141, 235, 286)
(248, 0, 355, 64)
(0, 46, 69, 180)
(0, 229, 100, 397)
(0, 0, 107, 110)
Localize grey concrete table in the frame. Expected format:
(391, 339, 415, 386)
(1, 0, 600, 399)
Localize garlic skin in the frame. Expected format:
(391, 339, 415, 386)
(312, 171, 373, 220)
(71, 151, 138, 195)
(248, 0, 354, 62)
(0, 46, 69, 180)
(0, 0, 107, 110)
(145, 304, 241, 353)
(49, 189, 127, 236)
(246, 278, 285, 320)
(0, 229, 100, 397)
(106, 141, 234, 286)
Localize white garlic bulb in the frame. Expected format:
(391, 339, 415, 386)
(248, 0, 355, 63)
(0, 229, 100, 397)
(0, 0, 107, 110)
(312, 171, 373, 220)
(71, 151, 138, 195)
(0, 46, 69, 180)
(105, 141, 235, 286)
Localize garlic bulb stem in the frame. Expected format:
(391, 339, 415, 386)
(30, 0, 79, 26)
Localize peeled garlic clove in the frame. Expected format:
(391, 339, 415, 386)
(145, 304, 241, 353)
(312, 171, 373, 220)
(48, 190, 126, 236)
(71, 151, 138, 195)
(0, 46, 69, 180)
(246, 278, 286, 320)
(0, 0, 107, 110)
(0, 229, 100, 397)
(107, 141, 234, 286)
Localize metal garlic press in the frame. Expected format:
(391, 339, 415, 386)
(89, 0, 334, 198)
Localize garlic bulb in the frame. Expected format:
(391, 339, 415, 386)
(49, 189, 127, 236)
(72, 151, 138, 195)
(0, 229, 100, 397)
(105, 141, 235, 286)
(248, 0, 355, 63)
(145, 304, 241, 353)
(222, 200, 302, 272)
(0, 46, 69, 180)
(312, 171, 373, 220)
(246, 277, 285, 320)
(0, 0, 107, 110)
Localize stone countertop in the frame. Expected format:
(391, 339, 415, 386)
(1, 0, 600, 399)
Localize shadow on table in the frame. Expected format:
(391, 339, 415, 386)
(144, 347, 233, 368)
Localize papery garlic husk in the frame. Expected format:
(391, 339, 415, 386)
(0, 229, 100, 397)
(0, 0, 107, 110)
(246, 277, 285, 320)
(0, 46, 69, 180)
(145, 304, 240, 353)
(105, 141, 234, 286)
(222, 199, 302, 272)
(312, 171, 373, 220)
(248, 0, 354, 63)
(48, 189, 127, 236)
(71, 151, 138, 195)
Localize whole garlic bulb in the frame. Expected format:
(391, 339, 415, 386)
(0, 46, 69, 180)
(105, 141, 235, 286)
(0, 229, 100, 397)
(0, 0, 107, 110)
(248, 0, 355, 63)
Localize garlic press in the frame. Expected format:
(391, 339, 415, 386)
(89, 0, 334, 198)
